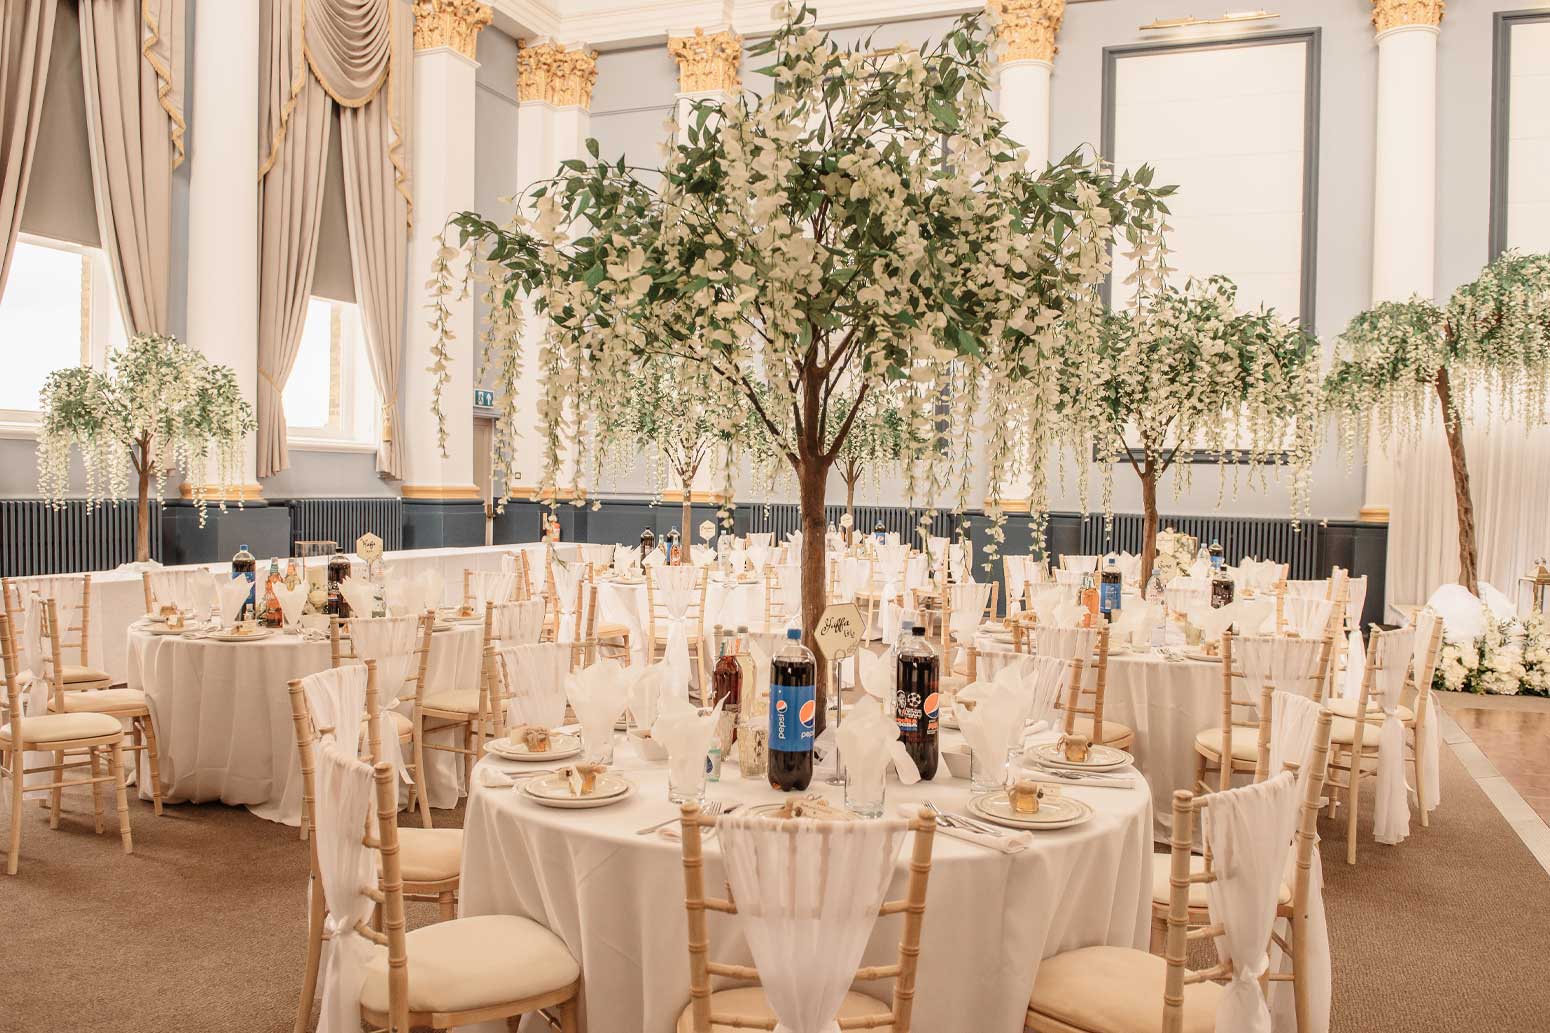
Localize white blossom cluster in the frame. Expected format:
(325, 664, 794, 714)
(1434, 612, 1550, 697)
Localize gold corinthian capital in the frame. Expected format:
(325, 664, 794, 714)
(412, 0, 492, 59)
(1371, 1, 1445, 34)
(988, 0, 1065, 64)
(518, 40, 599, 108)
(668, 27, 743, 94)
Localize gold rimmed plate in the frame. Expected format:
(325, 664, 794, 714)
(1030, 742, 1133, 772)
(207, 628, 275, 643)
(521, 772, 633, 809)
(484, 733, 581, 762)
(969, 792, 1093, 831)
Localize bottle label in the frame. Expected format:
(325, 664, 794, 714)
(1100, 581, 1122, 613)
(769, 682, 815, 752)
(895, 688, 940, 735)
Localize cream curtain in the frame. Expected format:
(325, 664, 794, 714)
(257, 0, 410, 480)
(78, 0, 184, 336)
(1385, 408, 1550, 612)
(0, 0, 57, 297)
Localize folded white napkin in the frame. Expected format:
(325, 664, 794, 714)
(956, 680, 1035, 777)
(1052, 601, 1085, 628)
(1111, 600, 1161, 649)
(477, 767, 514, 789)
(643, 550, 665, 568)
(567, 660, 629, 760)
(340, 579, 378, 620)
(217, 577, 251, 628)
(624, 659, 671, 730)
(836, 698, 919, 792)
(893, 802, 1029, 853)
(1030, 587, 1065, 627)
(651, 696, 723, 789)
(274, 582, 309, 627)
(855, 649, 892, 700)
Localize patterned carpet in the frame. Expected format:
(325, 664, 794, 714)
(4, 741, 1546, 1031)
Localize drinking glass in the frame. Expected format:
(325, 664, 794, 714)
(844, 769, 886, 818)
(970, 746, 1011, 794)
(582, 729, 616, 766)
(668, 757, 708, 805)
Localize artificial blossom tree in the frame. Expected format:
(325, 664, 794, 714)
(429, 4, 1172, 723)
(1325, 250, 1550, 596)
(830, 385, 912, 545)
(1061, 275, 1321, 590)
(36, 334, 256, 565)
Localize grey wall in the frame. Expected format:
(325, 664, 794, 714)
(474, 27, 523, 392)
(1438, 2, 1503, 298)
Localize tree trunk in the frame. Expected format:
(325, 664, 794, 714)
(680, 496, 693, 565)
(136, 465, 152, 564)
(1139, 461, 1159, 595)
(797, 456, 831, 738)
(844, 465, 858, 549)
(1435, 369, 1480, 596)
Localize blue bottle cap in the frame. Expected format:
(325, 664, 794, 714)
(786, 628, 801, 640)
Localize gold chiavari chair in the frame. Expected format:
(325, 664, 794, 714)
(648, 567, 711, 691)
(576, 573, 632, 667)
(1028, 776, 1300, 1033)
(1045, 624, 1133, 750)
(41, 597, 165, 815)
(286, 662, 467, 1033)
(331, 613, 437, 829)
(1, 610, 132, 874)
(4, 574, 110, 691)
(676, 801, 938, 1032)
(310, 749, 580, 1033)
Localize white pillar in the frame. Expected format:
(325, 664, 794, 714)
(1362, 5, 1443, 522)
(998, 59, 1052, 169)
(185, 0, 260, 496)
(402, 43, 482, 499)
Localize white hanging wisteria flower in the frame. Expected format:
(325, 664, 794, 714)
(1325, 250, 1550, 596)
(426, 3, 1172, 718)
(36, 334, 256, 565)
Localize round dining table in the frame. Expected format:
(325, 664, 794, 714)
(124, 620, 484, 823)
(458, 727, 1152, 1033)
(974, 631, 1223, 839)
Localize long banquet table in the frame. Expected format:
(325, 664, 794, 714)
(459, 728, 1153, 1033)
(124, 620, 484, 822)
(49, 543, 544, 686)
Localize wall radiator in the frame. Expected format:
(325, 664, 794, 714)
(285, 498, 403, 554)
(0, 499, 161, 578)
(1078, 512, 1321, 580)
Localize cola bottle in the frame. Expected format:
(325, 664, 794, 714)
(894, 625, 939, 780)
(230, 544, 256, 623)
(768, 628, 815, 792)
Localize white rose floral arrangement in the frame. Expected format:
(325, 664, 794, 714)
(1433, 612, 1550, 697)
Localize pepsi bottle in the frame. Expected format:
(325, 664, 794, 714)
(768, 627, 815, 792)
(895, 625, 939, 780)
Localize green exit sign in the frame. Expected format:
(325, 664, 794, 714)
(474, 389, 495, 407)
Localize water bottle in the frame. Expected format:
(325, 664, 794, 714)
(1208, 538, 1224, 572)
(768, 628, 816, 792)
(1100, 556, 1123, 619)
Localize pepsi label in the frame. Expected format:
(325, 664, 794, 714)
(770, 682, 816, 752)
(895, 688, 939, 735)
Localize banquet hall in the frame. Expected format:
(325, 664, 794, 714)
(4, 1, 1550, 1031)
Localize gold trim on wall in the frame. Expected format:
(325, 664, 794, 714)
(1357, 505, 1391, 523)
(178, 483, 265, 502)
(659, 489, 727, 504)
(985, 497, 1032, 514)
(402, 484, 483, 500)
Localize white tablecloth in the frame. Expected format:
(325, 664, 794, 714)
(47, 543, 544, 686)
(124, 622, 484, 823)
(459, 729, 1152, 1033)
(976, 635, 1221, 839)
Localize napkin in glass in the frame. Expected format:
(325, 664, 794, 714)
(624, 659, 672, 730)
(1111, 599, 1161, 649)
(836, 698, 919, 790)
(956, 680, 1035, 777)
(566, 659, 629, 759)
(217, 578, 251, 628)
(340, 579, 379, 621)
(274, 582, 309, 628)
(651, 696, 723, 789)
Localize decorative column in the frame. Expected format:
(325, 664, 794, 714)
(990, 0, 1062, 172)
(985, 2, 1062, 513)
(508, 41, 597, 507)
(1361, 0, 1444, 522)
(666, 28, 741, 508)
(185, 0, 262, 502)
(401, 0, 492, 546)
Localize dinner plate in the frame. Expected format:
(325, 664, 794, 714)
(431, 622, 455, 633)
(145, 623, 192, 637)
(614, 577, 645, 586)
(484, 733, 581, 762)
(521, 772, 633, 808)
(744, 801, 859, 821)
(206, 629, 275, 643)
(1182, 651, 1223, 663)
(969, 791, 1093, 831)
(1029, 742, 1133, 772)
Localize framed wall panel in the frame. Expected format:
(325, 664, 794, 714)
(1490, 11, 1550, 258)
(1102, 30, 1321, 327)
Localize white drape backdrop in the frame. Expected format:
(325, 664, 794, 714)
(1386, 410, 1550, 613)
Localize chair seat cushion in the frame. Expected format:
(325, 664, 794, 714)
(397, 826, 463, 884)
(675, 987, 891, 1033)
(1065, 715, 1134, 747)
(422, 690, 481, 715)
(1330, 716, 1387, 747)
(61, 664, 112, 685)
(1326, 697, 1413, 723)
(359, 913, 578, 1016)
(1193, 726, 1259, 763)
(594, 622, 630, 640)
(1026, 945, 1224, 1033)
(1149, 853, 1290, 909)
(0, 711, 123, 746)
(52, 688, 148, 714)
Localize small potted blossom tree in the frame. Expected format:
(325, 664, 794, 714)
(36, 333, 256, 567)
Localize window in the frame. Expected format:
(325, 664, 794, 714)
(284, 296, 379, 447)
(1490, 12, 1550, 256)
(0, 235, 126, 423)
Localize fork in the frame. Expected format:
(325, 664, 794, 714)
(634, 800, 734, 836)
(925, 800, 1003, 837)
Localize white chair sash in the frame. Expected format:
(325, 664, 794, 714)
(1370, 626, 1418, 846)
(1271, 835, 1330, 1033)
(550, 560, 585, 643)
(1204, 771, 1300, 1033)
(1060, 554, 1099, 573)
(1281, 597, 1336, 639)
(655, 567, 699, 697)
(718, 815, 909, 1033)
(344, 616, 420, 784)
(1031, 624, 1099, 663)
(496, 643, 571, 729)
(1411, 609, 1443, 815)
(771, 565, 802, 624)
(1052, 568, 1086, 588)
(146, 567, 219, 614)
(490, 598, 546, 645)
(1236, 635, 1327, 704)
(21, 595, 53, 800)
(1003, 556, 1031, 614)
(746, 532, 773, 549)
(468, 570, 518, 612)
(1267, 691, 1322, 781)
(300, 664, 370, 754)
(313, 738, 379, 1033)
